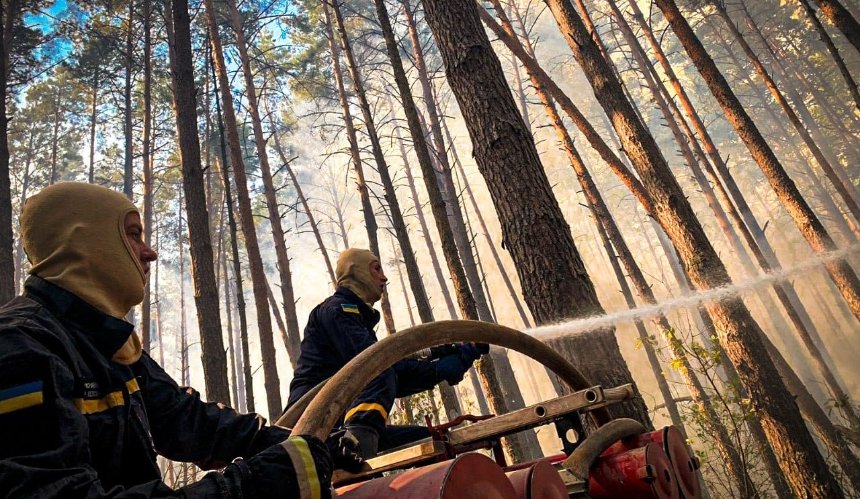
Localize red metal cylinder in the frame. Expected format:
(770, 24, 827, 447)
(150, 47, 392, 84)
(602, 426, 701, 499)
(506, 460, 568, 499)
(587, 443, 680, 499)
(335, 452, 518, 499)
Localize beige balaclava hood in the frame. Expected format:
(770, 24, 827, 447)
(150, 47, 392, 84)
(21, 182, 146, 364)
(335, 248, 382, 305)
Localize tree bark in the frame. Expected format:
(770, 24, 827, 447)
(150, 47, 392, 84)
(0, 3, 13, 302)
(655, 0, 860, 330)
(421, 0, 652, 434)
(813, 0, 860, 52)
(545, 0, 843, 495)
(166, 0, 230, 404)
(400, 0, 495, 322)
(225, 0, 302, 367)
(141, 0, 153, 352)
(123, 0, 134, 199)
(441, 117, 532, 328)
(800, 0, 860, 111)
(203, 0, 280, 418)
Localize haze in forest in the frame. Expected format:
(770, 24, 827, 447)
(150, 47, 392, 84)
(0, 0, 858, 496)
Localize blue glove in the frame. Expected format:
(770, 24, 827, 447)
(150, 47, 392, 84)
(460, 343, 488, 361)
(435, 354, 469, 384)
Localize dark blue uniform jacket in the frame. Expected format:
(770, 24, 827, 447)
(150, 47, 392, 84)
(287, 288, 440, 433)
(0, 277, 291, 497)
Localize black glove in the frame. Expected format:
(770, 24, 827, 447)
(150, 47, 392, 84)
(343, 424, 380, 459)
(326, 428, 366, 473)
(240, 435, 333, 499)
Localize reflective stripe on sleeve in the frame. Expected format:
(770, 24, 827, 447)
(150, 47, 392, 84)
(344, 402, 389, 423)
(280, 436, 322, 499)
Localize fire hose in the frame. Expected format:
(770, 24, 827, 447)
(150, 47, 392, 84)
(287, 320, 609, 440)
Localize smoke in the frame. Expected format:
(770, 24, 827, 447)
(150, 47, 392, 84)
(526, 244, 859, 341)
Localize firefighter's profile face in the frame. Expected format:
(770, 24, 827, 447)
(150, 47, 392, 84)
(369, 260, 388, 293)
(123, 212, 158, 276)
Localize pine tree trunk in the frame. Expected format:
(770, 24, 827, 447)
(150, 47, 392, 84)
(392, 115, 457, 319)
(49, 87, 61, 185)
(225, 0, 302, 367)
(612, 0, 855, 438)
(812, 0, 860, 52)
(545, 0, 843, 495)
(321, 1, 397, 335)
(0, 4, 16, 303)
(123, 0, 134, 199)
(800, 0, 860, 110)
(166, 0, 230, 404)
(88, 78, 98, 184)
(203, 0, 279, 416)
(441, 118, 532, 328)
(400, 0, 495, 322)
(390, 237, 416, 328)
(367, 0, 467, 422)
(212, 67, 255, 414)
(141, 0, 153, 352)
(713, 1, 860, 229)
(492, 3, 754, 489)
(422, 0, 652, 436)
(13, 126, 33, 293)
(219, 204, 240, 410)
(654, 0, 860, 330)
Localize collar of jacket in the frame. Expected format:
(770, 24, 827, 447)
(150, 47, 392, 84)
(334, 286, 381, 327)
(24, 275, 134, 360)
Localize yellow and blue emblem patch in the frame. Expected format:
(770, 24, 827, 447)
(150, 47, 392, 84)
(0, 380, 44, 415)
(341, 303, 360, 315)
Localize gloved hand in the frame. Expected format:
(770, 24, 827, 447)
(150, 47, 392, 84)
(460, 342, 489, 361)
(343, 424, 380, 459)
(207, 435, 333, 499)
(326, 428, 366, 472)
(435, 351, 472, 385)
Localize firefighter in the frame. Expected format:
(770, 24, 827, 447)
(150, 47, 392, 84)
(0, 182, 348, 498)
(286, 248, 487, 459)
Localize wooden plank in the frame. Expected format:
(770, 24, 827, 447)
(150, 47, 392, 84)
(447, 385, 606, 445)
(332, 439, 446, 485)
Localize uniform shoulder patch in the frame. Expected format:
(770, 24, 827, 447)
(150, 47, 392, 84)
(0, 380, 44, 415)
(341, 303, 360, 314)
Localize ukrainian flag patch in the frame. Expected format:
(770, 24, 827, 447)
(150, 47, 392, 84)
(341, 303, 360, 314)
(0, 380, 44, 415)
